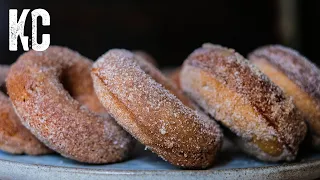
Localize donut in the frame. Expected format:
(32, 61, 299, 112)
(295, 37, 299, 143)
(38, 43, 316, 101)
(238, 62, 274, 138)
(133, 54, 192, 108)
(134, 50, 158, 67)
(91, 49, 222, 168)
(180, 43, 307, 162)
(6, 46, 134, 163)
(248, 45, 320, 149)
(0, 65, 51, 155)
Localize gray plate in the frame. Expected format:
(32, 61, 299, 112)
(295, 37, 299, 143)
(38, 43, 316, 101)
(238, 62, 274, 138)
(0, 140, 319, 180)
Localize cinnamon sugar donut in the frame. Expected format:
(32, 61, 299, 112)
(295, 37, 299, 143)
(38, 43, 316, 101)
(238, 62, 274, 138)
(6, 46, 134, 163)
(180, 43, 307, 162)
(0, 65, 51, 155)
(249, 45, 320, 149)
(91, 49, 222, 168)
(133, 54, 192, 108)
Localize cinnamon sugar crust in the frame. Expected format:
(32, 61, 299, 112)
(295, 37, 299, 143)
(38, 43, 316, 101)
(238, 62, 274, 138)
(6, 46, 134, 163)
(134, 55, 192, 108)
(181, 43, 307, 161)
(0, 65, 51, 155)
(249, 45, 320, 148)
(249, 45, 320, 102)
(92, 49, 222, 168)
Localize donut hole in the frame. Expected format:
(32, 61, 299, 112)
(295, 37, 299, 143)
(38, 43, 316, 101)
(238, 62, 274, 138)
(59, 67, 88, 102)
(0, 84, 7, 95)
(58, 65, 105, 114)
(60, 73, 76, 97)
(0, 66, 9, 95)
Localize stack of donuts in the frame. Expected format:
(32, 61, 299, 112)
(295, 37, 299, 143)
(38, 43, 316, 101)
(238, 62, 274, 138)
(0, 43, 319, 169)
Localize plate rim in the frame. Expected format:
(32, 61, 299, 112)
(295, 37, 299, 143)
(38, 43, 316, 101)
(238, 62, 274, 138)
(1, 157, 320, 180)
(0, 156, 319, 174)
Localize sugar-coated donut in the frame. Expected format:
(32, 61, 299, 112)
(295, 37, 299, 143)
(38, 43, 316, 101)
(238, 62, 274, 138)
(133, 54, 193, 108)
(91, 49, 222, 169)
(6, 46, 134, 163)
(249, 45, 320, 149)
(180, 43, 307, 162)
(0, 65, 51, 155)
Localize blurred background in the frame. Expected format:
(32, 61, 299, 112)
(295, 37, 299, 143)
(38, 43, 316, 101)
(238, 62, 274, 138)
(0, 0, 319, 67)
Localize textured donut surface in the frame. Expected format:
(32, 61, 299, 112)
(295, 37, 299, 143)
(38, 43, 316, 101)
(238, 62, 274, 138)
(133, 55, 192, 108)
(91, 49, 222, 168)
(180, 43, 307, 161)
(6, 46, 134, 163)
(249, 45, 320, 148)
(0, 65, 51, 155)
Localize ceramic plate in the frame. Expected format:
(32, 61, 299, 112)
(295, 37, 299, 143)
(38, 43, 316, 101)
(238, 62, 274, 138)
(0, 139, 319, 180)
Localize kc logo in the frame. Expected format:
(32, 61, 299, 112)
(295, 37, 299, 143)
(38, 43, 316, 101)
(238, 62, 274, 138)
(9, 9, 50, 51)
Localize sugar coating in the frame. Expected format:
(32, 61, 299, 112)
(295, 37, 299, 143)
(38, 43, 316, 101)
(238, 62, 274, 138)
(249, 45, 320, 102)
(6, 47, 134, 163)
(0, 65, 51, 155)
(249, 45, 320, 149)
(134, 52, 193, 108)
(92, 49, 222, 168)
(180, 43, 307, 161)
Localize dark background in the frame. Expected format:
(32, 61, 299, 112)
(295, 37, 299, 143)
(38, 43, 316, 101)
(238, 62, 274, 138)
(0, 0, 319, 67)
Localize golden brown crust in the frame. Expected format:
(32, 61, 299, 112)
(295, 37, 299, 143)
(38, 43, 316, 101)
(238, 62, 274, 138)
(181, 43, 307, 161)
(6, 46, 134, 163)
(0, 65, 51, 155)
(91, 49, 222, 168)
(249, 45, 320, 148)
